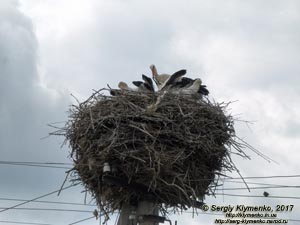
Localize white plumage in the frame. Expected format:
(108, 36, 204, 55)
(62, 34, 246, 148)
(180, 78, 202, 95)
(150, 64, 171, 90)
(118, 81, 133, 91)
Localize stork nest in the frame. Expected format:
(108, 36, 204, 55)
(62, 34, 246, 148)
(57, 89, 251, 215)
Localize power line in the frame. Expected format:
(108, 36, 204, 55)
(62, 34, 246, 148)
(0, 183, 78, 213)
(69, 216, 95, 225)
(0, 197, 96, 207)
(0, 220, 54, 225)
(214, 193, 300, 200)
(2, 160, 300, 181)
(0, 162, 71, 170)
(190, 174, 300, 183)
(223, 180, 295, 186)
(170, 211, 300, 223)
(0, 207, 93, 213)
(177, 211, 222, 216)
(215, 185, 300, 191)
(0, 161, 72, 165)
(224, 174, 300, 180)
(180, 212, 300, 223)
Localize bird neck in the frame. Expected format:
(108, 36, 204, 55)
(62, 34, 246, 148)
(150, 65, 161, 86)
(151, 66, 158, 77)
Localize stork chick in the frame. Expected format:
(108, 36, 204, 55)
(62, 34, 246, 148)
(180, 78, 203, 95)
(160, 69, 187, 91)
(150, 64, 171, 90)
(118, 81, 133, 91)
(179, 78, 209, 97)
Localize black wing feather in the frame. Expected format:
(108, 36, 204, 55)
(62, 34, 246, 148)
(198, 85, 209, 95)
(132, 81, 143, 87)
(177, 77, 194, 88)
(142, 74, 155, 92)
(161, 69, 187, 89)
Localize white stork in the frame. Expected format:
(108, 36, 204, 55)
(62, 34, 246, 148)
(160, 69, 187, 91)
(175, 77, 209, 97)
(180, 78, 203, 95)
(118, 81, 133, 91)
(150, 64, 171, 90)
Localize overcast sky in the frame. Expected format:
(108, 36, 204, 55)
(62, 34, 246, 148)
(1, 0, 300, 224)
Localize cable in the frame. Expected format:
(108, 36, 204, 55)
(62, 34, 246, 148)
(69, 216, 95, 225)
(2, 161, 299, 181)
(0, 197, 96, 207)
(224, 175, 300, 180)
(0, 164, 70, 169)
(179, 211, 222, 216)
(190, 174, 300, 182)
(0, 220, 54, 225)
(223, 180, 295, 186)
(0, 161, 71, 169)
(215, 185, 300, 191)
(0, 183, 78, 213)
(182, 211, 300, 221)
(214, 193, 300, 200)
(180, 212, 300, 223)
(0, 161, 72, 165)
(0, 207, 92, 213)
(114, 211, 120, 225)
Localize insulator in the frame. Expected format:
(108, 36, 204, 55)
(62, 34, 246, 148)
(103, 162, 111, 173)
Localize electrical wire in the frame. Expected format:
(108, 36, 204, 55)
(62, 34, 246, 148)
(69, 216, 95, 225)
(0, 183, 78, 213)
(0, 220, 54, 225)
(178, 211, 222, 216)
(2, 160, 300, 182)
(215, 185, 300, 191)
(0, 161, 72, 165)
(223, 180, 295, 186)
(0, 197, 96, 207)
(225, 174, 300, 180)
(0, 207, 92, 213)
(214, 193, 300, 200)
(180, 212, 300, 223)
(1, 160, 300, 223)
(0, 161, 71, 169)
(1, 161, 300, 181)
(189, 174, 300, 182)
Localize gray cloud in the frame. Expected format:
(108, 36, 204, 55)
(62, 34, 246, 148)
(0, 2, 77, 224)
(0, 0, 71, 202)
(0, 1, 69, 159)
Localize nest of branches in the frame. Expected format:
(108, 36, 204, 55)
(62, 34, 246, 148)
(61, 89, 249, 214)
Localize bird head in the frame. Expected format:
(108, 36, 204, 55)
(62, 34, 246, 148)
(118, 81, 129, 90)
(150, 64, 160, 86)
(149, 64, 155, 70)
(194, 78, 202, 86)
(149, 64, 156, 78)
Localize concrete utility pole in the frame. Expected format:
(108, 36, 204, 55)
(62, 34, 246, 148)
(117, 203, 132, 225)
(103, 171, 163, 224)
(117, 201, 159, 225)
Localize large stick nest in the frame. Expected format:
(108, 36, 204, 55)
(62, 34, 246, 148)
(61, 89, 248, 214)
